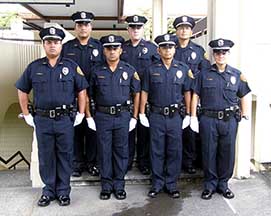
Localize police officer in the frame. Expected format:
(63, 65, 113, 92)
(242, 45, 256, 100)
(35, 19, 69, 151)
(62, 11, 103, 177)
(140, 34, 194, 198)
(190, 38, 251, 200)
(173, 15, 211, 174)
(16, 27, 89, 206)
(121, 15, 159, 175)
(86, 34, 141, 200)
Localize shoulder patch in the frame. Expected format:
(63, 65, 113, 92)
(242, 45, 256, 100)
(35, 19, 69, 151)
(76, 66, 84, 76)
(240, 73, 247, 82)
(204, 52, 209, 60)
(188, 69, 194, 79)
(134, 72, 140, 81)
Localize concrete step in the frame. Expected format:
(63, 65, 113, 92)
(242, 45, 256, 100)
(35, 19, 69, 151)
(71, 168, 204, 186)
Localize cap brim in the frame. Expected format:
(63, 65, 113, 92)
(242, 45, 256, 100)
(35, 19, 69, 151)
(42, 35, 63, 40)
(103, 43, 122, 47)
(158, 41, 176, 46)
(74, 19, 92, 23)
(128, 23, 144, 26)
(175, 22, 193, 29)
(212, 47, 231, 50)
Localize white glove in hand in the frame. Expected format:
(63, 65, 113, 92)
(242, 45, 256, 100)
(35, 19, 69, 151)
(86, 117, 96, 131)
(190, 116, 199, 133)
(182, 115, 191, 129)
(24, 114, 35, 127)
(139, 113, 150, 128)
(73, 112, 85, 127)
(129, 117, 137, 132)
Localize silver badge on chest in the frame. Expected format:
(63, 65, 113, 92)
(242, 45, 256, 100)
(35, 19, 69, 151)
(230, 76, 236, 85)
(191, 52, 197, 60)
(62, 67, 69, 75)
(142, 47, 148, 54)
(122, 71, 128, 80)
(92, 49, 99, 57)
(176, 70, 183, 79)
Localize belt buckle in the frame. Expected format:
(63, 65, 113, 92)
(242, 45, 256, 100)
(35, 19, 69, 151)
(218, 111, 224, 120)
(49, 110, 56, 118)
(110, 106, 116, 115)
(163, 107, 170, 116)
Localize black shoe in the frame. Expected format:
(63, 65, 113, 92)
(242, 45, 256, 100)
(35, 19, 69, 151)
(186, 166, 196, 174)
(217, 188, 235, 199)
(57, 195, 70, 206)
(148, 189, 159, 198)
(100, 190, 112, 200)
(38, 195, 53, 207)
(201, 189, 214, 200)
(72, 170, 82, 177)
(166, 190, 180, 199)
(114, 190, 127, 200)
(140, 167, 151, 175)
(88, 166, 100, 176)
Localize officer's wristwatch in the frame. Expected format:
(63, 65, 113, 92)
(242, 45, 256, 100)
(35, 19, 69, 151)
(242, 115, 249, 120)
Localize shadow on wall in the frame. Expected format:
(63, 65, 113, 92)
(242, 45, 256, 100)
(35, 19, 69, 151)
(0, 103, 33, 170)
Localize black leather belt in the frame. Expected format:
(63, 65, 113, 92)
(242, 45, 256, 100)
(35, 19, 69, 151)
(151, 104, 181, 116)
(202, 107, 237, 121)
(35, 105, 74, 118)
(96, 105, 129, 115)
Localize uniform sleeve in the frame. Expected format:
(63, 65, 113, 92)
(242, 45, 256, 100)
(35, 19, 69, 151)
(141, 68, 150, 92)
(15, 65, 32, 93)
(237, 73, 251, 98)
(191, 71, 202, 96)
(130, 71, 141, 93)
(199, 47, 211, 71)
(74, 65, 89, 92)
(88, 71, 96, 97)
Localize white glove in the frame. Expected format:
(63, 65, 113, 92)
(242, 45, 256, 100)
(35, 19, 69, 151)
(73, 112, 85, 127)
(139, 113, 149, 128)
(129, 117, 137, 132)
(23, 114, 35, 127)
(182, 115, 191, 129)
(86, 117, 96, 131)
(190, 116, 199, 133)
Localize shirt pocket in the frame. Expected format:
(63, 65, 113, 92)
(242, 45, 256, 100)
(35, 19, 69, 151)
(97, 78, 109, 95)
(120, 78, 130, 97)
(59, 75, 74, 92)
(32, 75, 48, 93)
(202, 79, 217, 99)
(224, 83, 238, 104)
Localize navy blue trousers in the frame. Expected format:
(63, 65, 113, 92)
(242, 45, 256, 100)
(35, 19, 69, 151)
(200, 116, 238, 192)
(35, 115, 73, 198)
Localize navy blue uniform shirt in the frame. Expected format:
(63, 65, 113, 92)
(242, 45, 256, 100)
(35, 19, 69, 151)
(121, 39, 160, 80)
(192, 64, 251, 110)
(89, 60, 141, 106)
(142, 59, 193, 107)
(15, 56, 89, 109)
(174, 40, 210, 77)
(62, 37, 103, 81)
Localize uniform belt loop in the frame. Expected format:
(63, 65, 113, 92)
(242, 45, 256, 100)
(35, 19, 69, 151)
(49, 110, 56, 118)
(217, 111, 224, 120)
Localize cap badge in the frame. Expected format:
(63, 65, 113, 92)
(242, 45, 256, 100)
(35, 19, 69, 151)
(164, 34, 170, 41)
(176, 70, 183, 79)
(142, 47, 148, 54)
(49, 27, 56, 35)
(182, 16, 188, 22)
(122, 72, 128, 80)
(92, 49, 99, 57)
(62, 67, 69, 76)
(109, 35, 115, 42)
(218, 39, 224, 47)
(81, 12, 86, 19)
(230, 76, 236, 85)
(133, 15, 139, 22)
(191, 52, 197, 60)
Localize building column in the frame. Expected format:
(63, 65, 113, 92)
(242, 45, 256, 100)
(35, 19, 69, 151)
(152, 0, 167, 40)
(207, 0, 252, 178)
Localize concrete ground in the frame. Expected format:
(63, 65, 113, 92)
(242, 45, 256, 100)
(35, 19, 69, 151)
(0, 170, 271, 216)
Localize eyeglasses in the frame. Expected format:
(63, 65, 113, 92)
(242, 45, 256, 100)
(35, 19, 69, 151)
(213, 50, 228, 55)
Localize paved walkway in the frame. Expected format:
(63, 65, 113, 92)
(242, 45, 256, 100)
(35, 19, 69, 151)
(0, 170, 271, 216)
